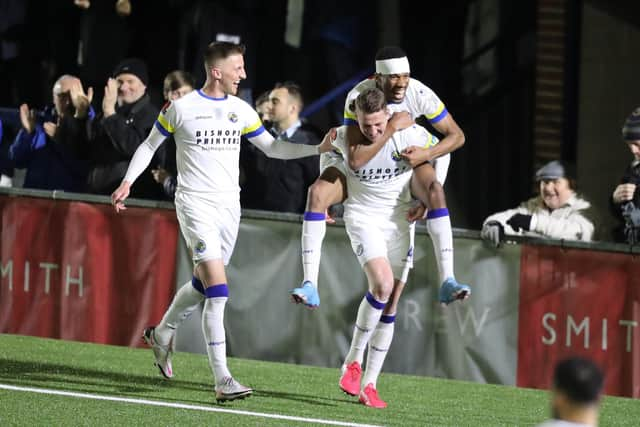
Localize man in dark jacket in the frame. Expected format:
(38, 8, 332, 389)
(611, 106, 640, 243)
(86, 58, 164, 199)
(242, 82, 320, 213)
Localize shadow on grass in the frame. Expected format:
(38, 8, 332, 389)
(251, 388, 352, 407)
(0, 357, 208, 393)
(0, 358, 351, 408)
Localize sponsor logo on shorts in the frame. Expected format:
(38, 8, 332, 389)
(228, 112, 238, 123)
(195, 240, 207, 253)
(406, 246, 414, 260)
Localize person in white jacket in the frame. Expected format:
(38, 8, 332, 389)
(481, 160, 596, 247)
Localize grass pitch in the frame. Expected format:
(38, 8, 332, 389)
(0, 334, 637, 426)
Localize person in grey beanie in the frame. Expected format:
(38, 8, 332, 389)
(610, 107, 640, 243)
(481, 160, 597, 247)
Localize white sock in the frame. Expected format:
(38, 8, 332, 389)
(302, 212, 326, 287)
(155, 277, 205, 346)
(426, 209, 455, 283)
(202, 285, 231, 383)
(344, 292, 387, 366)
(362, 315, 395, 388)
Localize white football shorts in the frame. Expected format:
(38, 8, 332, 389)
(344, 213, 415, 283)
(319, 150, 347, 175)
(174, 191, 240, 265)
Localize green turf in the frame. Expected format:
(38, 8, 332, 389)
(0, 334, 637, 426)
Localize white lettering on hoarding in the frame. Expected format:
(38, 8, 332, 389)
(403, 299, 422, 332)
(1, 260, 12, 291)
(620, 320, 638, 353)
(455, 306, 491, 337)
(23, 260, 30, 292)
(542, 312, 637, 352)
(66, 266, 83, 297)
(566, 316, 589, 348)
(542, 313, 556, 345)
(0, 259, 84, 297)
(39, 263, 59, 294)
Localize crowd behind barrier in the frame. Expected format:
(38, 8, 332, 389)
(1, 187, 639, 398)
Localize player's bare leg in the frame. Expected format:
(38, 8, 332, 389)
(411, 163, 470, 305)
(291, 167, 347, 308)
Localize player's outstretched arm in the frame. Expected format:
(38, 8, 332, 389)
(249, 130, 332, 159)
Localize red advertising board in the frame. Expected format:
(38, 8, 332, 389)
(0, 196, 178, 347)
(517, 245, 640, 397)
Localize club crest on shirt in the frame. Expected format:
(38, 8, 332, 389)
(227, 112, 238, 123)
(195, 240, 207, 253)
(391, 150, 402, 161)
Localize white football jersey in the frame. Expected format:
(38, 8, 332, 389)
(343, 77, 447, 125)
(155, 90, 264, 205)
(333, 124, 437, 218)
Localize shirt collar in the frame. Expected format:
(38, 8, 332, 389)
(277, 119, 302, 139)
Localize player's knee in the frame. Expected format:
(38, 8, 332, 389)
(370, 279, 394, 302)
(307, 179, 340, 210)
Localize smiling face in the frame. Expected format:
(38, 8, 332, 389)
(376, 73, 410, 103)
(214, 53, 246, 96)
(356, 108, 389, 144)
(539, 177, 573, 210)
(116, 73, 146, 105)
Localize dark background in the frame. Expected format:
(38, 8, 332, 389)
(1, 0, 639, 236)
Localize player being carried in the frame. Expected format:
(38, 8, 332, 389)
(290, 46, 470, 308)
(333, 87, 457, 407)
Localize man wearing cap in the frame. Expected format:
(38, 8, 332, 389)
(85, 57, 165, 199)
(481, 160, 596, 246)
(291, 46, 470, 309)
(611, 107, 640, 243)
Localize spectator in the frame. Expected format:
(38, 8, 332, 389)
(610, 106, 640, 244)
(536, 357, 604, 427)
(0, 117, 13, 186)
(254, 91, 271, 128)
(481, 160, 596, 246)
(86, 57, 164, 199)
(239, 89, 272, 208)
(150, 70, 195, 200)
(8, 75, 92, 192)
(245, 82, 320, 213)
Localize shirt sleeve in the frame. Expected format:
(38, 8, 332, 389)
(343, 86, 361, 126)
(414, 80, 448, 124)
(155, 101, 178, 137)
(122, 125, 167, 184)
